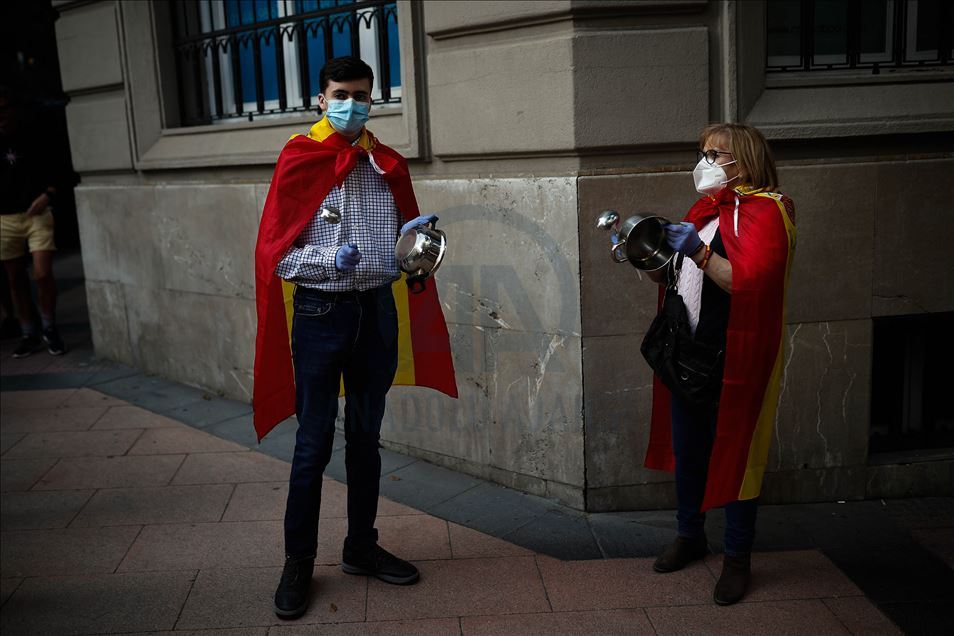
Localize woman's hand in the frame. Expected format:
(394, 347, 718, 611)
(664, 222, 702, 256)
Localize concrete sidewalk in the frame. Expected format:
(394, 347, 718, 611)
(1, 385, 901, 635)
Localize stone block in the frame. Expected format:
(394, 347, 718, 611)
(0, 458, 57, 492)
(55, 2, 123, 92)
(70, 484, 234, 527)
(424, 1, 570, 38)
(0, 490, 94, 530)
(872, 158, 954, 316)
(573, 28, 709, 148)
(171, 451, 289, 485)
(65, 92, 133, 171)
(866, 460, 954, 499)
(83, 280, 134, 365)
(34, 454, 185, 490)
(1, 526, 141, 577)
(773, 320, 872, 472)
(462, 609, 654, 636)
(781, 163, 875, 323)
(646, 599, 852, 635)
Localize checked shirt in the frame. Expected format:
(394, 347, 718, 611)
(275, 153, 401, 292)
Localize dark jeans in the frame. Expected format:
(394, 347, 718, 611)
(284, 284, 398, 558)
(671, 395, 758, 556)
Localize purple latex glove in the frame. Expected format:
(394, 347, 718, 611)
(335, 244, 361, 271)
(401, 214, 438, 235)
(664, 222, 703, 256)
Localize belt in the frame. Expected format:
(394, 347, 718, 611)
(294, 285, 384, 303)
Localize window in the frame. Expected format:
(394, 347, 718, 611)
(766, 0, 953, 72)
(170, 0, 400, 126)
(869, 313, 954, 457)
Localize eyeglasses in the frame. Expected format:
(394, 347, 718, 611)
(697, 149, 733, 165)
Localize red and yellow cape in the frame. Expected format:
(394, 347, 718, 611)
(645, 185, 796, 510)
(253, 118, 457, 441)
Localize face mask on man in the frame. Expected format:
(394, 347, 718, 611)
(693, 157, 738, 196)
(324, 98, 370, 136)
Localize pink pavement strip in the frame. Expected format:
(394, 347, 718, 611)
(0, 387, 896, 634)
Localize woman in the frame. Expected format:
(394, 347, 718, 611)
(644, 123, 796, 605)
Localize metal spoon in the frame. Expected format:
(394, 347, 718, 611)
(596, 210, 620, 232)
(319, 205, 341, 224)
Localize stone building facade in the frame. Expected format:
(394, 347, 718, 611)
(54, 0, 953, 510)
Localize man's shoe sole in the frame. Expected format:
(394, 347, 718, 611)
(273, 600, 309, 620)
(12, 348, 39, 359)
(47, 347, 66, 356)
(340, 562, 420, 585)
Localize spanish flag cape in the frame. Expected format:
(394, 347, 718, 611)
(644, 185, 796, 510)
(253, 118, 457, 441)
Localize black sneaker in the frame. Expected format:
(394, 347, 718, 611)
(341, 543, 420, 585)
(42, 327, 67, 356)
(12, 334, 43, 358)
(273, 555, 314, 620)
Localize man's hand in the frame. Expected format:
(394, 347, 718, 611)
(335, 244, 361, 272)
(400, 214, 437, 235)
(26, 192, 51, 217)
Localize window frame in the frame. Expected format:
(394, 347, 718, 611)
(118, 0, 427, 170)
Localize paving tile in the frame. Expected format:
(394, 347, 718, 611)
(0, 405, 107, 433)
(912, 527, 954, 568)
(428, 481, 554, 538)
(2, 428, 142, 458)
(315, 515, 451, 565)
(0, 489, 94, 530)
(1, 577, 22, 606)
(61, 387, 130, 408)
(378, 460, 484, 512)
(877, 600, 954, 635)
(822, 597, 902, 635)
(462, 609, 654, 635)
(0, 430, 25, 455)
(91, 404, 186, 430)
(222, 481, 291, 522)
(127, 426, 249, 455)
(647, 599, 851, 635)
(0, 350, 57, 375)
(588, 510, 680, 558)
(703, 551, 860, 602)
(537, 555, 713, 611)
(502, 508, 602, 560)
(365, 556, 550, 621)
(70, 484, 234, 527)
(92, 374, 209, 412)
(172, 452, 290, 484)
(0, 525, 141, 577)
(0, 457, 57, 492)
(0, 570, 195, 635)
(176, 566, 366, 629)
(448, 522, 534, 559)
(377, 494, 427, 517)
(118, 520, 283, 571)
(161, 396, 253, 429)
(0, 370, 94, 390)
(823, 545, 954, 604)
(33, 454, 186, 490)
(128, 629, 268, 636)
(0, 388, 77, 411)
(271, 617, 460, 635)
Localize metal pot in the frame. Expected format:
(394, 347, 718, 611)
(395, 219, 447, 293)
(596, 210, 674, 272)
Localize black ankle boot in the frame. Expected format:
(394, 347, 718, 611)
(274, 555, 315, 619)
(714, 553, 751, 605)
(653, 535, 708, 573)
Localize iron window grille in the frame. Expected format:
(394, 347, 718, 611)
(170, 0, 400, 127)
(766, 0, 953, 72)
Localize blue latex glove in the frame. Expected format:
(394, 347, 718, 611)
(664, 222, 703, 256)
(401, 214, 438, 235)
(335, 244, 361, 272)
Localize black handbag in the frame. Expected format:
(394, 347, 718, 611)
(640, 253, 725, 410)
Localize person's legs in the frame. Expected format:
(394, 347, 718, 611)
(338, 286, 417, 585)
(31, 250, 65, 354)
(3, 256, 42, 357)
(341, 287, 398, 551)
(654, 397, 716, 573)
(275, 291, 359, 620)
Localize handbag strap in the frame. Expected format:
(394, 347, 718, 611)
(666, 252, 686, 291)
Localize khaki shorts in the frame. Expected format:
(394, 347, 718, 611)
(0, 209, 57, 261)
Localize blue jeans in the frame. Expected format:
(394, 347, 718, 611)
(671, 395, 758, 556)
(283, 284, 398, 558)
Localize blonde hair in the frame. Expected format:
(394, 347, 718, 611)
(699, 124, 778, 192)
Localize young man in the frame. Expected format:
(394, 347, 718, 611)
(0, 89, 67, 358)
(253, 57, 456, 620)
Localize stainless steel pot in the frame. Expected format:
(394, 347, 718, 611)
(596, 210, 674, 272)
(395, 218, 447, 293)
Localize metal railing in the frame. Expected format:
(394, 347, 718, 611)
(171, 0, 400, 126)
(766, 0, 952, 72)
